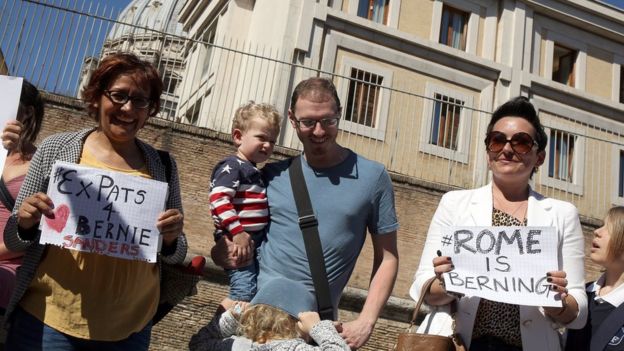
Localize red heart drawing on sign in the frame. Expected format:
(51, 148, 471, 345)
(44, 204, 70, 233)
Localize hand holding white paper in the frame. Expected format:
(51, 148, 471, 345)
(440, 226, 561, 307)
(39, 161, 169, 262)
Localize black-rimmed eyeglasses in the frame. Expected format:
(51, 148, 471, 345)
(104, 90, 151, 109)
(293, 117, 340, 130)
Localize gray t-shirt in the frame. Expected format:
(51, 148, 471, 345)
(257, 150, 399, 314)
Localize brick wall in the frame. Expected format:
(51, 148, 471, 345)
(38, 94, 601, 350)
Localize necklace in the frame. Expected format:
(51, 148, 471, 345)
(492, 190, 528, 221)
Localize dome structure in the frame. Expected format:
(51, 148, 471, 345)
(107, 0, 185, 42)
(77, 0, 187, 120)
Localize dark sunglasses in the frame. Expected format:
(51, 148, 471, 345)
(485, 131, 537, 154)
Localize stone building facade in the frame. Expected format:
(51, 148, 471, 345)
(175, 0, 624, 224)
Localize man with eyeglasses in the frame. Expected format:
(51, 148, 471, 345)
(212, 77, 399, 349)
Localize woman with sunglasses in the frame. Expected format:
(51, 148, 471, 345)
(411, 96, 586, 350)
(3, 52, 186, 350)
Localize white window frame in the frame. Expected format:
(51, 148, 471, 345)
(199, 21, 218, 80)
(347, 0, 400, 28)
(430, 0, 479, 55)
(613, 55, 624, 104)
(611, 145, 624, 206)
(418, 83, 473, 164)
(539, 122, 585, 195)
(542, 31, 587, 90)
(338, 56, 392, 140)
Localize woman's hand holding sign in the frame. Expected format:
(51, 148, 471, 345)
(157, 209, 184, 246)
(543, 270, 577, 324)
(17, 192, 55, 231)
(425, 250, 457, 306)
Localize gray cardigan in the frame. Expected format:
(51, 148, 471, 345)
(2, 128, 187, 326)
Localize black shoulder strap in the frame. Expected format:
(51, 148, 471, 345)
(288, 155, 333, 320)
(0, 177, 15, 212)
(157, 150, 172, 184)
(590, 295, 624, 351)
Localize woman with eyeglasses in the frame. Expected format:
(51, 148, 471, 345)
(410, 96, 586, 350)
(3, 52, 186, 350)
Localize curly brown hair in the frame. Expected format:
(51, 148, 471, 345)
(81, 52, 163, 119)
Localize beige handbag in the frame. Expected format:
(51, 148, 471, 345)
(394, 277, 466, 351)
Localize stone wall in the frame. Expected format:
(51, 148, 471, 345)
(36, 93, 601, 350)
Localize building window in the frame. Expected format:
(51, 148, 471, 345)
(620, 65, 624, 104)
(439, 5, 468, 51)
(611, 146, 624, 205)
(619, 150, 624, 198)
(163, 74, 180, 96)
(418, 84, 472, 163)
(160, 100, 177, 120)
(339, 57, 392, 140)
(429, 93, 463, 150)
(345, 68, 383, 128)
(357, 0, 389, 24)
(185, 100, 202, 125)
(200, 21, 218, 79)
(548, 129, 576, 182)
(552, 44, 577, 87)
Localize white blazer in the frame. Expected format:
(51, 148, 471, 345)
(409, 184, 587, 350)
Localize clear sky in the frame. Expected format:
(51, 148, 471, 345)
(0, 0, 131, 96)
(601, 0, 624, 8)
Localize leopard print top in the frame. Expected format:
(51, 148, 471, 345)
(471, 208, 527, 348)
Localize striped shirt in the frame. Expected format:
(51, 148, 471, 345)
(209, 156, 268, 235)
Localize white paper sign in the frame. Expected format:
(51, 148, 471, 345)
(440, 226, 560, 307)
(0, 75, 24, 171)
(39, 161, 169, 262)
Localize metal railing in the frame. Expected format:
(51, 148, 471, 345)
(2, 0, 623, 221)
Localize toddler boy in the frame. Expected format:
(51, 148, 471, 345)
(209, 101, 281, 304)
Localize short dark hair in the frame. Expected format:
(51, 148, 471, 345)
(81, 52, 163, 119)
(289, 77, 341, 114)
(17, 79, 44, 155)
(485, 96, 548, 152)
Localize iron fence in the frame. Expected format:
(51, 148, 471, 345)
(1, 0, 623, 220)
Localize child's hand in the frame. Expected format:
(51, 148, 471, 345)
(230, 301, 250, 318)
(232, 232, 253, 264)
(297, 311, 321, 335)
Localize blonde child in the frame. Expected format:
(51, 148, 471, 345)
(209, 101, 281, 305)
(189, 277, 349, 350)
(566, 206, 624, 351)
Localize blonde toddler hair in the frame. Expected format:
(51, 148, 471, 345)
(232, 101, 281, 136)
(238, 304, 299, 344)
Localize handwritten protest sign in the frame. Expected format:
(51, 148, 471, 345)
(440, 226, 560, 307)
(0, 75, 24, 171)
(39, 161, 169, 262)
